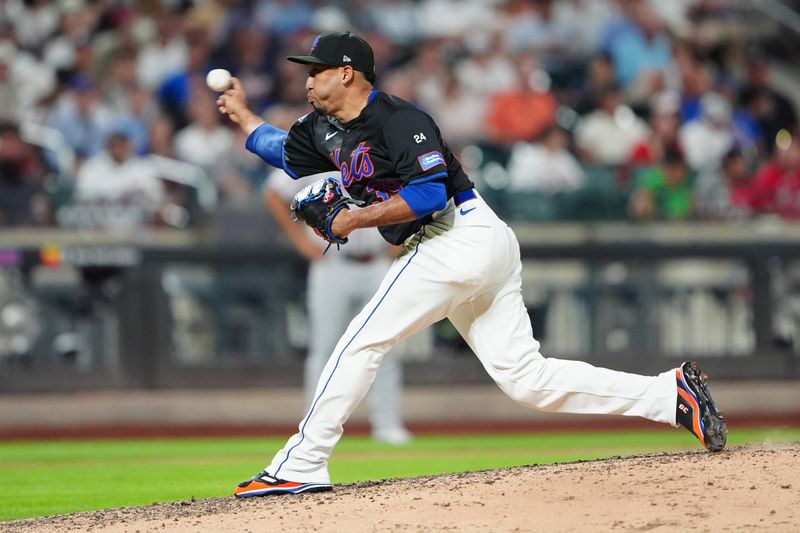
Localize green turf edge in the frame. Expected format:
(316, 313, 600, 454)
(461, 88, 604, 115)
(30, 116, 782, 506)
(1, 427, 798, 521)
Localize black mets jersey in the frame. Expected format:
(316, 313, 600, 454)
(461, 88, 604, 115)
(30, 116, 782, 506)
(283, 91, 474, 245)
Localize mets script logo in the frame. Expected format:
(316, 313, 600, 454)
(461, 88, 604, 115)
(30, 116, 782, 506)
(310, 35, 320, 53)
(332, 142, 375, 188)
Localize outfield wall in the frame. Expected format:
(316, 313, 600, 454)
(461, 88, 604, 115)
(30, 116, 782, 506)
(1, 382, 798, 440)
(2, 222, 800, 394)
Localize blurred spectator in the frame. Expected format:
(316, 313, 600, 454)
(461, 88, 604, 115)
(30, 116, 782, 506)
(719, 78, 763, 157)
(673, 50, 761, 162)
(628, 90, 682, 166)
(271, 48, 309, 107)
(683, 0, 747, 50)
(416, 0, 494, 39)
(71, 129, 164, 229)
(148, 115, 177, 158)
(503, 0, 572, 69)
(552, 0, 621, 62)
(106, 92, 152, 157)
(254, 0, 312, 36)
(738, 48, 799, 154)
(607, 0, 671, 102)
(679, 91, 735, 172)
(103, 46, 142, 114)
(750, 134, 800, 220)
(47, 75, 114, 163)
(0, 0, 796, 230)
(135, 7, 188, 92)
(599, 0, 638, 53)
(575, 82, 650, 166)
(628, 145, 694, 220)
(186, 0, 243, 48)
(406, 40, 450, 112)
(159, 25, 213, 129)
(309, 4, 352, 33)
(647, 0, 695, 37)
(672, 39, 714, 120)
(572, 54, 617, 114)
(485, 52, 557, 144)
(506, 126, 585, 193)
(173, 94, 240, 203)
(0, 43, 18, 122)
(64, 35, 97, 82)
(0, 121, 52, 226)
(695, 147, 754, 220)
(0, 38, 56, 122)
(174, 94, 234, 171)
(103, 47, 158, 155)
(223, 24, 276, 115)
(365, 0, 419, 46)
(425, 70, 487, 150)
(42, 2, 98, 74)
(338, 0, 375, 35)
(5, 0, 60, 51)
(379, 66, 419, 104)
(454, 30, 517, 99)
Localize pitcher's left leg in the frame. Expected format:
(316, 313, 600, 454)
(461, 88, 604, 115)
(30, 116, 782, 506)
(447, 226, 676, 424)
(449, 285, 676, 423)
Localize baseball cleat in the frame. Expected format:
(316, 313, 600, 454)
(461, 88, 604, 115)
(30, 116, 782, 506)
(234, 470, 332, 498)
(675, 361, 727, 452)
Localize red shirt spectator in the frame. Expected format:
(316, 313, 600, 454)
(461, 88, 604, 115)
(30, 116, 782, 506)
(729, 182, 759, 212)
(750, 139, 800, 218)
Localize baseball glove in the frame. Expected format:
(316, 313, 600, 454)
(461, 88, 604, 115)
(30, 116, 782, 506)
(290, 177, 363, 245)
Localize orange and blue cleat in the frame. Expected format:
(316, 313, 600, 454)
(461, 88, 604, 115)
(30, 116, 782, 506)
(234, 470, 332, 498)
(676, 361, 727, 452)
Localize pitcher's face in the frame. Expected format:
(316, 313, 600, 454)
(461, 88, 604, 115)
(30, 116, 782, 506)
(306, 65, 345, 116)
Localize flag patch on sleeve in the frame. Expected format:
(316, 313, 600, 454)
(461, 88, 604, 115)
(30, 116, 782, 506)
(417, 151, 446, 171)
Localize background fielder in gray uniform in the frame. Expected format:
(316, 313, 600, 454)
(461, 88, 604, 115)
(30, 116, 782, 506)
(264, 168, 412, 445)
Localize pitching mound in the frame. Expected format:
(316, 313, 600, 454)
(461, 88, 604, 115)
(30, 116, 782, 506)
(7, 443, 799, 532)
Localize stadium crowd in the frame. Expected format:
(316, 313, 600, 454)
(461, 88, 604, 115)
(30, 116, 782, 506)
(1, 0, 799, 230)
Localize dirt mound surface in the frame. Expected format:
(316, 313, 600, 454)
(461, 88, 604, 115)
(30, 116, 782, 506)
(6, 443, 799, 532)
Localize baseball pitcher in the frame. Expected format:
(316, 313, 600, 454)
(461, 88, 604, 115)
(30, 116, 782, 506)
(216, 31, 726, 497)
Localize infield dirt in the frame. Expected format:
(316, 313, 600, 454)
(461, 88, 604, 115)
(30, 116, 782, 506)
(5, 443, 799, 532)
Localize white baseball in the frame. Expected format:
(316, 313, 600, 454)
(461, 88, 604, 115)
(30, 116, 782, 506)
(206, 68, 231, 92)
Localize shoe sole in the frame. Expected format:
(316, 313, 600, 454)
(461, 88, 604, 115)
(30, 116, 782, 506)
(680, 362, 727, 452)
(235, 483, 332, 498)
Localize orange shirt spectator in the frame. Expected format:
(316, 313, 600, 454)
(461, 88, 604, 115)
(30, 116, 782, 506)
(485, 89, 557, 144)
(485, 53, 557, 144)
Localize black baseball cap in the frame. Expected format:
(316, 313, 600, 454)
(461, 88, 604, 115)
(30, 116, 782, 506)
(287, 31, 375, 76)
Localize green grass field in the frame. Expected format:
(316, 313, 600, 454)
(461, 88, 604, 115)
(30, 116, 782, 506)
(2, 427, 799, 521)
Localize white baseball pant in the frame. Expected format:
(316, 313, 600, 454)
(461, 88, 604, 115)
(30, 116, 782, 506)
(267, 192, 678, 484)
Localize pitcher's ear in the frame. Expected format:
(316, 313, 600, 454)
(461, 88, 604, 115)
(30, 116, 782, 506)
(341, 65, 355, 84)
